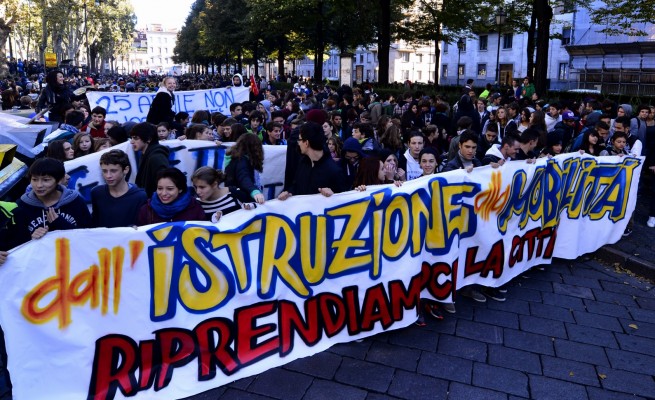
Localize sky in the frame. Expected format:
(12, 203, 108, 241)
(129, 0, 195, 30)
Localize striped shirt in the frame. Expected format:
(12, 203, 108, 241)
(197, 192, 242, 221)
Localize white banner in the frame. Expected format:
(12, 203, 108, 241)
(85, 87, 250, 122)
(65, 140, 287, 203)
(0, 154, 643, 400)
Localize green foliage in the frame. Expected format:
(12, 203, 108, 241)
(583, 0, 655, 36)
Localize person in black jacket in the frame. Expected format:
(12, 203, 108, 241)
(146, 76, 176, 125)
(278, 122, 346, 199)
(35, 70, 73, 124)
(130, 122, 170, 197)
(442, 130, 482, 172)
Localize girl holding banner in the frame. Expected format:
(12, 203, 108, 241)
(146, 76, 177, 125)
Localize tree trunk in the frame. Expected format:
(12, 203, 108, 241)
(0, 19, 11, 78)
(277, 36, 286, 78)
(526, 2, 537, 80)
(534, 0, 553, 95)
(377, 0, 391, 85)
(314, 0, 324, 82)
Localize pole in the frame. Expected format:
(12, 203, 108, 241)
(457, 48, 461, 88)
(495, 28, 501, 85)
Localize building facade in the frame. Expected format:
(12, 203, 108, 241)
(290, 41, 439, 85)
(439, 3, 655, 95)
(122, 24, 186, 75)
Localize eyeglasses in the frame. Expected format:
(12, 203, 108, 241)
(298, 136, 306, 142)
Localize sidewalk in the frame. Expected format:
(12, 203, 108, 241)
(185, 193, 655, 400)
(595, 181, 655, 281)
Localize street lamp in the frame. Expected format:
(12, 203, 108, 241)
(495, 7, 507, 86)
(456, 38, 464, 87)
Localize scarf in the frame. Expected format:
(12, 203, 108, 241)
(150, 190, 192, 220)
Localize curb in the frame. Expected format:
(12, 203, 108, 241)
(594, 246, 655, 281)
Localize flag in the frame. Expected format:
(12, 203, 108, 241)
(250, 75, 259, 96)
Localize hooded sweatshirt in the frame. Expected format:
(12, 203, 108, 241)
(258, 100, 272, 122)
(232, 74, 244, 87)
(482, 144, 510, 165)
(4, 185, 91, 249)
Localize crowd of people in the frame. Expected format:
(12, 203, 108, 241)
(1, 70, 654, 397)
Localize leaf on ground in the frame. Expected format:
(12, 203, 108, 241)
(598, 373, 607, 380)
(569, 371, 575, 377)
(629, 324, 639, 330)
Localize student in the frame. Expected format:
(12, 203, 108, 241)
(192, 166, 247, 222)
(600, 131, 629, 156)
(398, 131, 425, 180)
(3, 158, 91, 248)
(171, 111, 189, 136)
(224, 133, 265, 204)
(278, 122, 346, 199)
(137, 168, 205, 225)
(482, 134, 520, 165)
(93, 138, 112, 152)
(263, 121, 287, 145)
(42, 110, 85, 143)
(156, 122, 176, 141)
(442, 130, 482, 172)
(146, 76, 176, 125)
(418, 147, 440, 176)
(514, 128, 541, 160)
(46, 139, 74, 162)
(185, 123, 214, 140)
(352, 122, 379, 155)
(84, 106, 107, 138)
(72, 131, 94, 158)
(580, 129, 604, 156)
(131, 122, 170, 197)
(91, 150, 147, 228)
(246, 111, 266, 141)
(327, 136, 342, 162)
(379, 150, 406, 182)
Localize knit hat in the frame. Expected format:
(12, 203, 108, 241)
(305, 109, 328, 125)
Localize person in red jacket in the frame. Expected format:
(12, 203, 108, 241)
(137, 167, 205, 225)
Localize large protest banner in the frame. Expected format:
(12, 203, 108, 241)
(65, 140, 287, 204)
(0, 154, 643, 400)
(85, 86, 250, 122)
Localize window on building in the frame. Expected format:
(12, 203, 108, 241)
(360, 54, 364, 63)
(402, 70, 410, 80)
(458, 64, 465, 76)
(401, 52, 410, 62)
(562, 27, 571, 45)
(477, 64, 487, 77)
(443, 42, 448, 54)
(479, 35, 488, 51)
(367, 53, 371, 62)
(417, 71, 422, 81)
(559, 63, 569, 80)
(503, 33, 513, 49)
(442, 64, 448, 77)
(417, 53, 423, 63)
(460, 41, 467, 52)
(158, 47, 162, 54)
(367, 70, 371, 80)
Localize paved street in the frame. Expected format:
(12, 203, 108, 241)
(185, 256, 655, 400)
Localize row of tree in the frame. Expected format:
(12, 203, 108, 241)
(0, 0, 135, 76)
(172, 0, 653, 95)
